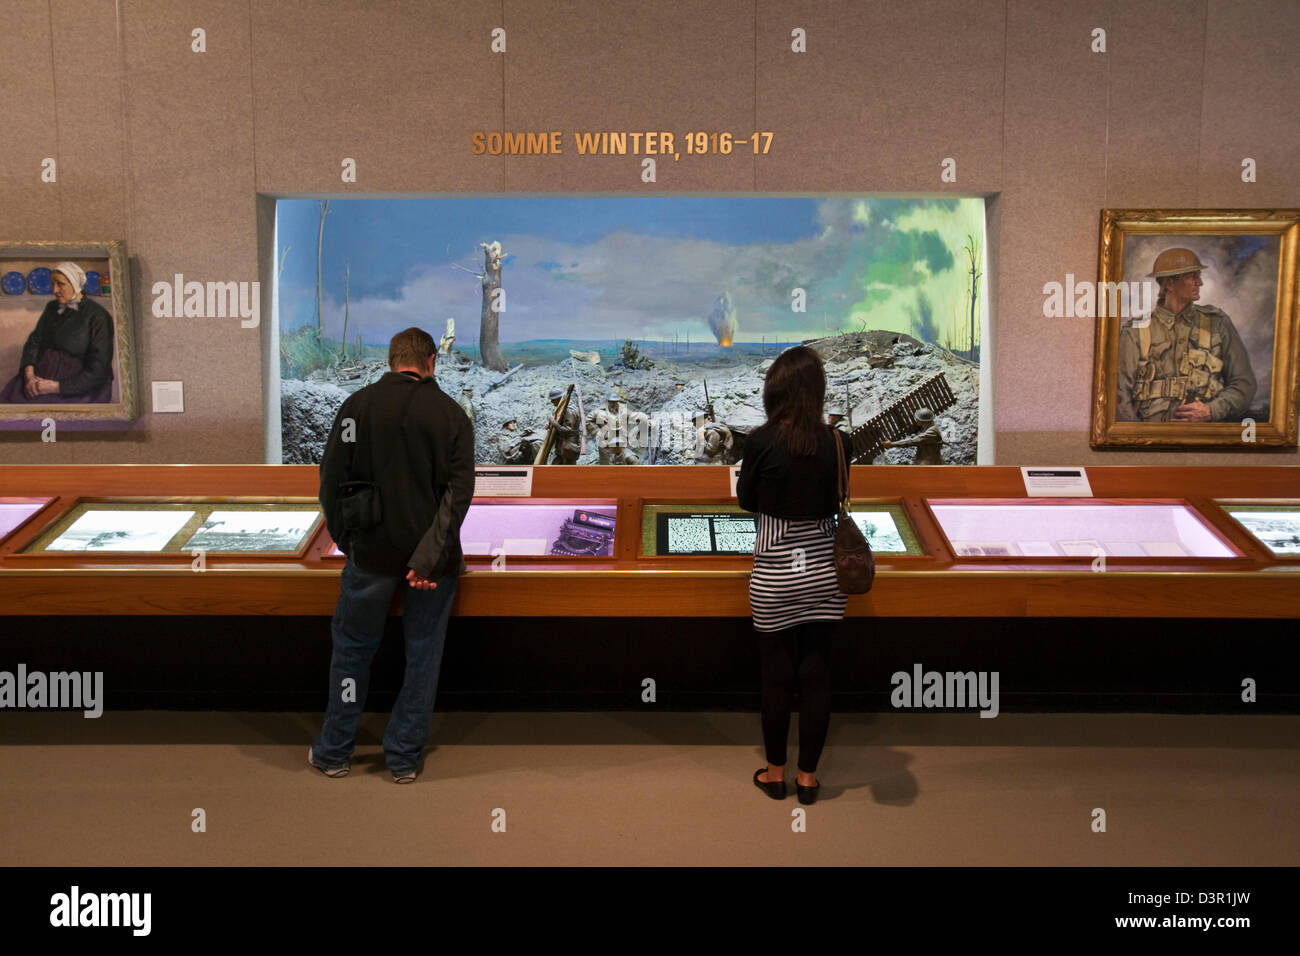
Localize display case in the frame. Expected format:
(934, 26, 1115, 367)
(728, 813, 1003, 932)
(0, 497, 53, 546)
(327, 499, 619, 559)
(924, 499, 1242, 561)
(639, 501, 926, 557)
(17, 499, 322, 559)
(1217, 501, 1300, 559)
(2, 465, 1298, 618)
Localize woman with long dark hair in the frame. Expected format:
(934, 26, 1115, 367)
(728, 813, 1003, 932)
(736, 345, 850, 805)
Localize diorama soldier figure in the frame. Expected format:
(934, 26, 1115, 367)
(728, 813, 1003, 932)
(457, 386, 475, 423)
(692, 408, 734, 464)
(587, 391, 639, 465)
(497, 418, 531, 464)
(826, 402, 851, 434)
(1117, 248, 1256, 422)
(457, 386, 476, 453)
(626, 408, 651, 463)
(884, 407, 943, 465)
(546, 385, 582, 464)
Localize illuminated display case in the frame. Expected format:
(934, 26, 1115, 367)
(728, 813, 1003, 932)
(325, 499, 620, 559)
(1217, 501, 1300, 559)
(18, 499, 323, 558)
(1, 465, 1298, 619)
(0, 497, 53, 546)
(639, 501, 926, 557)
(925, 499, 1242, 561)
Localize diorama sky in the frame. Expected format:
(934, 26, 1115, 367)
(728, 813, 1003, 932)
(276, 196, 986, 349)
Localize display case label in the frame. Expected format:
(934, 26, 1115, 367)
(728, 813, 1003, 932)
(474, 466, 533, 497)
(1020, 467, 1093, 497)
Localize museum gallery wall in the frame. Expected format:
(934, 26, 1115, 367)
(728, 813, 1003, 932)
(2, 2, 1298, 465)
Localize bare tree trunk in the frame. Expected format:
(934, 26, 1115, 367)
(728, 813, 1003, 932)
(340, 260, 350, 360)
(965, 234, 981, 362)
(315, 200, 330, 339)
(478, 242, 508, 372)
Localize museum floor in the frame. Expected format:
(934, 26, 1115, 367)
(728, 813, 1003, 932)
(1, 712, 1296, 867)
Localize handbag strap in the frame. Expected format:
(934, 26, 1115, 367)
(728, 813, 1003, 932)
(831, 425, 850, 515)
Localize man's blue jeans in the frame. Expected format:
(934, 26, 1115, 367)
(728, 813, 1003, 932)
(312, 556, 459, 774)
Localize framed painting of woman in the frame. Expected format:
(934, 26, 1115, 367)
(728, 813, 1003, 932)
(0, 240, 139, 423)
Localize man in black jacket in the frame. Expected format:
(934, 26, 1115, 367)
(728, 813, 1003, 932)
(310, 327, 475, 783)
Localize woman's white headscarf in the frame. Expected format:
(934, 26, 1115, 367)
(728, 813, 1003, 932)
(52, 261, 87, 293)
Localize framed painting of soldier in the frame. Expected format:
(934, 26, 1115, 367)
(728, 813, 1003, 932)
(0, 240, 139, 424)
(1090, 209, 1299, 448)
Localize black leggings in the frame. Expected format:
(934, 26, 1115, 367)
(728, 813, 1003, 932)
(757, 620, 834, 773)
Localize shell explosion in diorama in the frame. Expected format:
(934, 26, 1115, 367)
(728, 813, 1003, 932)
(276, 197, 985, 467)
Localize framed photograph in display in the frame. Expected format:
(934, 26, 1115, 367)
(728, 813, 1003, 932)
(1216, 501, 1300, 559)
(19, 499, 322, 558)
(1090, 209, 1299, 448)
(0, 240, 139, 423)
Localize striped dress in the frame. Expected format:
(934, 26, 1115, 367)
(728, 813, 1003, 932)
(749, 512, 847, 632)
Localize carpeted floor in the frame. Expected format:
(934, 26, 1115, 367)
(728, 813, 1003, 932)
(1, 712, 1296, 866)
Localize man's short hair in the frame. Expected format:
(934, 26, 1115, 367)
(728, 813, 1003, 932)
(389, 327, 437, 370)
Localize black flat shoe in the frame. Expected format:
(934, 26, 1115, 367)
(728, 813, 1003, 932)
(796, 780, 820, 805)
(753, 768, 786, 800)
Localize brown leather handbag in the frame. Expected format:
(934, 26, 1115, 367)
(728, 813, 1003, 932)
(831, 427, 875, 593)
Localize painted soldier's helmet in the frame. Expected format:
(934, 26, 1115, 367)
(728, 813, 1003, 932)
(827, 403, 846, 416)
(607, 391, 622, 404)
(501, 418, 516, 427)
(914, 407, 935, 423)
(1148, 248, 1209, 279)
(691, 408, 708, 421)
(548, 386, 565, 401)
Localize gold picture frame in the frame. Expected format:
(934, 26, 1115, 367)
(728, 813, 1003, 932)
(0, 239, 139, 423)
(1090, 209, 1299, 448)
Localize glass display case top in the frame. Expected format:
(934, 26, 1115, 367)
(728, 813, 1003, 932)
(927, 500, 1236, 559)
(327, 500, 619, 558)
(640, 502, 924, 557)
(22, 500, 322, 556)
(1217, 503, 1300, 557)
(0, 498, 51, 545)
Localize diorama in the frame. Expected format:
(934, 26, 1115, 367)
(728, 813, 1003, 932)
(275, 197, 987, 467)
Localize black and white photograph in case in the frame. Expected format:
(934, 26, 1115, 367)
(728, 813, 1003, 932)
(1226, 509, 1300, 556)
(183, 510, 322, 553)
(849, 510, 906, 553)
(46, 509, 194, 552)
